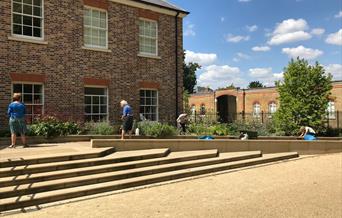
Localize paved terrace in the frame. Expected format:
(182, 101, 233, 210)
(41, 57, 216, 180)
(0, 142, 341, 218)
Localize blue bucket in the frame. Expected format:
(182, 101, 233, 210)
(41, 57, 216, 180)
(304, 134, 316, 141)
(199, 135, 214, 140)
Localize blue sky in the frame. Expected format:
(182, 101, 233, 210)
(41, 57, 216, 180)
(171, 0, 342, 89)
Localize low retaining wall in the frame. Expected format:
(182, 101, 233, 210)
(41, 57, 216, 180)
(91, 139, 342, 155)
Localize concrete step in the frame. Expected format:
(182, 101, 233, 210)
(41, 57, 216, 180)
(0, 147, 116, 168)
(0, 149, 170, 177)
(0, 151, 262, 198)
(0, 150, 220, 187)
(0, 152, 298, 212)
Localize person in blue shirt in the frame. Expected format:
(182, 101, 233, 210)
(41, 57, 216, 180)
(7, 93, 28, 148)
(120, 100, 133, 140)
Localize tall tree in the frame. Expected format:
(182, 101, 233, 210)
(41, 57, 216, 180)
(183, 51, 200, 94)
(274, 58, 333, 135)
(248, 81, 265, 89)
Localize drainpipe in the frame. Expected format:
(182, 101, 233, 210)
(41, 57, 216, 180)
(175, 12, 180, 124)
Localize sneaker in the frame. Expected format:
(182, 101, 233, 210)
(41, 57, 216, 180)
(8, 144, 16, 148)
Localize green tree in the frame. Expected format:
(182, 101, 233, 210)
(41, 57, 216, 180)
(274, 58, 333, 135)
(248, 81, 265, 89)
(183, 51, 200, 94)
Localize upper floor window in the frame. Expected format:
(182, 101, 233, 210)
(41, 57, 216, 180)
(84, 7, 107, 48)
(12, 83, 44, 124)
(253, 103, 261, 118)
(139, 19, 158, 56)
(12, 0, 43, 39)
(268, 102, 277, 114)
(327, 101, 335, 119)
(200, 104, 206, 115)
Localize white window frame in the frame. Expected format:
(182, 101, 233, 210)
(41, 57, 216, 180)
(139, 89, 159, 121)
(139, 18, 158, 56)
(11, 82, 45, 123)
(327, 101, 336, 120)
(83, 6, 108, 49)
(253, 103, 261, 118)
(11, 0, 44, 40)
(84, 86, 109, 122)
(268, 102, 277, 114)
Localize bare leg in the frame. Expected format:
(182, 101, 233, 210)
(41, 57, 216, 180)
(21, 135, 27, 147)
(10, 134, 16, 148)
(121, 130, 125, 140)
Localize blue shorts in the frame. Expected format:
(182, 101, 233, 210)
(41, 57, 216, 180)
(9, 118, 27, 135)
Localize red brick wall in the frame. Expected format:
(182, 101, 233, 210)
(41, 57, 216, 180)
(0, 0, 184, 128)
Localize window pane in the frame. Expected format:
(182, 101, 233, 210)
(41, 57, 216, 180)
(23, 94, 33, 103)
(13, 14, 22, 24)
(93, 96, 99, 104)
(33, 0, 41, 6)
(100, 97, 107, 104)
(33, 6, 41, 16)
(100, 106, 107, 113)
(23, 15, 32, 26)
(92, 10, 100, 18)
(13, 3, 22, 13)
(33, 84, 42, 93)
(13, 84, 23, 93)
(23, 4, 32, 15)
(24, 84, 33, 93)
(93, 105, 99, 113)
(85, 96, 91, 104)
(85, 105, 92, 114)
(34, 94, 42, 104)
(33, 27, 41, 37)
(84, 16, 91, 26)
(85, 87, 105, 95)
(23, 0, 32, 5)
(13, 24, 22, 34)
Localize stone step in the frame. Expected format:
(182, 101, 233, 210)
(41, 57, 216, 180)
(0, 149, 170, 177)
(0, 150, 220, 187)
(0, 152, 298, 212)
(0, 151, 262, 198)
(0, 147, 116, 168)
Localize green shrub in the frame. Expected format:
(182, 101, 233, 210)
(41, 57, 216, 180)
(138, 121, 177, 138)
(83, 122, 115, 135)
(30, 116, 81, 138)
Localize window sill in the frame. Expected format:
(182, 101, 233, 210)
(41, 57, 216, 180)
(8, 36, 48, 45)
(138, 53, 161, 59)
(82, 46, 112, 53)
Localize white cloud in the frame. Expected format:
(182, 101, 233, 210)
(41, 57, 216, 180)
(335, 11, 342, 18)
(311, 28, 325, 36)
(225, 34, 250, 43)
(325, 64, 342, 80)
(184, 23, 196, 37)
(198, 65, 246, 89)
(252, 46, 271, 52)
(246, 25, 258, 32)
(185, 50, 218, 66)
(282, 45, 323, 60)
(249, 67, 273, 77)
(248, 68, 283, 86)
(325, 29, 342, 46)
(220, 17, 225, 22)
(233, 52, 250, 62)
(238, 0, 252, 2)
(268, 19, 312, 45)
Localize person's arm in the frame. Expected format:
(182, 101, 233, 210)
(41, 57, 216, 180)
(7, 104, 12, 117)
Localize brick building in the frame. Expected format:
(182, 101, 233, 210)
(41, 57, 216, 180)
(0, 0, 188, 128)
(189, 81, 342, 128)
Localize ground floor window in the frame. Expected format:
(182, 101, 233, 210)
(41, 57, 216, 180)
(327, 101, 335, 119)
(253, 103, 261, 118)
(12, 83, 44, 124)
(84, 87, 108, 122)
(139, 89, 158, 121)
(268, 102, 277, 114)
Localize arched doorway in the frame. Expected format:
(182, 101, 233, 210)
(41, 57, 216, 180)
(216, 95, 237, 123)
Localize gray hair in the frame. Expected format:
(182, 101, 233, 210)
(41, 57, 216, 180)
(120, 100, 128, 106)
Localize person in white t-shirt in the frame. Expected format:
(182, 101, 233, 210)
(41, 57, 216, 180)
(299, 126, 316, 138)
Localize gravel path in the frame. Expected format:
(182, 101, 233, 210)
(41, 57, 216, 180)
(2, 153, 342, 218)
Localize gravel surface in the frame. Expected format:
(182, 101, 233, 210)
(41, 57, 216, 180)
(2, 153, 342, 218)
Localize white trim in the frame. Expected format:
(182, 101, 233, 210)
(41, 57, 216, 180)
(8, 36, 48, 44)
(137, 53, 161, 59)
(139, 89, 159, 121)
(11, 0, 45, 40)
(82, 46, 112, 53)
(109, 0, 188, 18)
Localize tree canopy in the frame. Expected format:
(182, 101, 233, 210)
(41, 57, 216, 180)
(248, 81, 265, 89)
(183, 51, 200, 94)
(274, 58, 333, 135)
